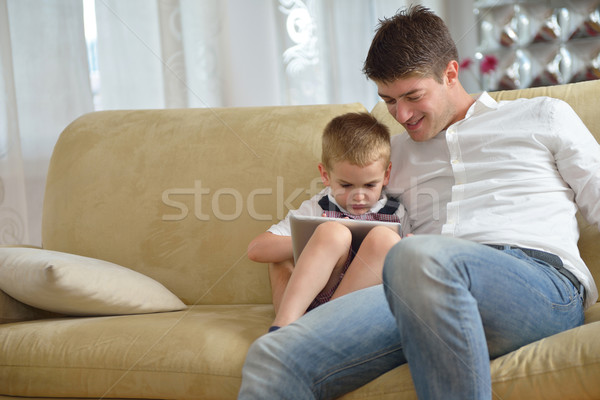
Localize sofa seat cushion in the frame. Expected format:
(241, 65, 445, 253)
(0, 304, 273, 399)
(1, 304, 599, 399)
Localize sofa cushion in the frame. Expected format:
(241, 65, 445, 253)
(0, 304, 273, 399)
(1, 302, 598, 399)
(0, 247, 186, 316)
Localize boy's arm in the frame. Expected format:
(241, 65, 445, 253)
(247, 232, 293, 263)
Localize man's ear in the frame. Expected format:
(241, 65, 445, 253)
(445, 60, 459, 87)
(383, 162, 392, 186)
(318, 163, 330, 186)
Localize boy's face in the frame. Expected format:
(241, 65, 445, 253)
(318, 159, 391, 215)
(376, 63, 459, 143)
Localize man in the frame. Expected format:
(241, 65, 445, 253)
(238, 5, 599, 399)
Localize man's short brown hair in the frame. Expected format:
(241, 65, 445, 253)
(321, 112, 391, 171)
(363, 5, 458, 83)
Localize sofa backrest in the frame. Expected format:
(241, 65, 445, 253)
(43, 80, 599, 306)
(42, 103, 368, 305)
(372, 79, 600, 294)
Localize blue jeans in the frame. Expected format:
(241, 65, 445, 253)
(238, 235, 584, 399)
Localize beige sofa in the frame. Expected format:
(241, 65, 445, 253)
(1, 80, 599, 399)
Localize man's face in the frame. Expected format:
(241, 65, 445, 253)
(376, 74, 457, 142)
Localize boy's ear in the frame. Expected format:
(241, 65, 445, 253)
(383, 162, 392, 186)
(318, 163, 331, 186)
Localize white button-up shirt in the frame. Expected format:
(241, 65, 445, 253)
(388, 92, 600, 308)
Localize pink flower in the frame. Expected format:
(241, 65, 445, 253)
(480, 54, 498, 74)
(459, 58, 473, 70)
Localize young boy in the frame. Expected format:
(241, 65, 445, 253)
(247, 112, 409, 331)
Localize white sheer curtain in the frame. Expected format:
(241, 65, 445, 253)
(2, 0, 94, 246)
(0, 0, 27, 245)
(92, 0, 409, 110)
(0, 0, 476, 246)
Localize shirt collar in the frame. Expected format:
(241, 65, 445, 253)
(326, 189, 389, 214)
(465, 91, 498, 119)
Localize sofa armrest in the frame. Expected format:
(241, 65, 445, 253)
(0, 289, 62, 324)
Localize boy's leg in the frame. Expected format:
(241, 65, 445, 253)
(273, 221, 352, 327)
(331, 225, 401, 300)
(384, 235, 585, 400)
(268, 259, 294, 315)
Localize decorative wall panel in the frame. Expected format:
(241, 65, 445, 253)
(474, 0, 600, 90)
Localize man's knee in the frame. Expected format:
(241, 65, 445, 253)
(383, 235, 463, 287)
(384, 235, 428, 274)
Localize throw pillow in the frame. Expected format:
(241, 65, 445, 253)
(0, 247, 187, 316)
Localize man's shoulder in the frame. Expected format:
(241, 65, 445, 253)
(497, 94, 567, 109)
(497, 96, 575, 124)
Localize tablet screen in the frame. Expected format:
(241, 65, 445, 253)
(289, 214, 401, 262)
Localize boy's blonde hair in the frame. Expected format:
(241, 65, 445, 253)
(321, 112, 391, 171)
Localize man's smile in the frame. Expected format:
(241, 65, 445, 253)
(405, 116, 424, 130)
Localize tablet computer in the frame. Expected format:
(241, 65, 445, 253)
(289, 214, 401, 262)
